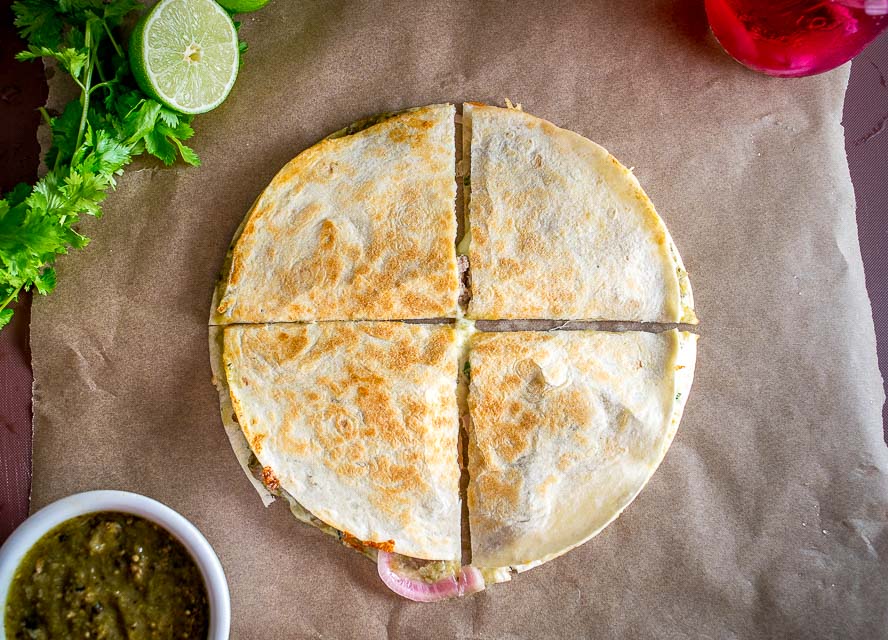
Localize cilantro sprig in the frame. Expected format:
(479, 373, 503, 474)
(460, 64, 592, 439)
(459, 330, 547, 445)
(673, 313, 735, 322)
(0, 0, 207, 329)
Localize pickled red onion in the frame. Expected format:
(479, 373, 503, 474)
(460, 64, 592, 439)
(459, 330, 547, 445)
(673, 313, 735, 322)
(377, 551, 486, 601)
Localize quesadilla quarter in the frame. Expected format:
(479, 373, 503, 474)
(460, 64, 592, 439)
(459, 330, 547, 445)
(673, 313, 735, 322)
(223, 321, 462, 560)
(213, 103, 460, 323)
(463, 103, 696, 323)
(466, 329, 696, 571)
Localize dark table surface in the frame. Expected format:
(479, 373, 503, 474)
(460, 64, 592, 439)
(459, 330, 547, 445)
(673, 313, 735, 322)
(1, 4, 887, 543)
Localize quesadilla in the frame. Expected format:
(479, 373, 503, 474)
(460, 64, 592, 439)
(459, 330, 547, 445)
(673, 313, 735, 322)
(466, 328, 696, 571)
(213, 103, 460, 323)
(208, 102, 701, 600)
(462, 103, 696, 323)
(222, 321, 462, 560)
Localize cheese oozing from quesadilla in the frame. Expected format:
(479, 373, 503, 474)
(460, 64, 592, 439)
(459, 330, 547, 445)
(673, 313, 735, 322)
(223, 321, 462, 561)
(463, 103, 696, 323)
(466, 329, 696, 570)
(213, 103, 460, 323)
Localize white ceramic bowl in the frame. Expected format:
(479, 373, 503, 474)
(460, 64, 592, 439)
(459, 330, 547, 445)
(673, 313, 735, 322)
(0, 490, 230, 639)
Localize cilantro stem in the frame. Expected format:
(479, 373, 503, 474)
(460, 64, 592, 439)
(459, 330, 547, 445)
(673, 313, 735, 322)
(94, 54, 107, 84)
(102, 20, 124, 59)
(74, 21, 96, 155)
(89, 81, 115, 95)
(37, 107, 52, 128)
(0, 285, 23, 313)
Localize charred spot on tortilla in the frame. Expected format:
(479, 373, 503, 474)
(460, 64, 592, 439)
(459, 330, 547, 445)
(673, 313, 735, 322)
(261, 466, 280, 492)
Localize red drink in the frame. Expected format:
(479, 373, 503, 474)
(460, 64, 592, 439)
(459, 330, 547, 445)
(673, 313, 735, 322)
(705, 0, 888, 77)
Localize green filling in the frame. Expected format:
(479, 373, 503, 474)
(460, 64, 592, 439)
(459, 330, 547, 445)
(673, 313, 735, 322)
(389, 555, 460, 583)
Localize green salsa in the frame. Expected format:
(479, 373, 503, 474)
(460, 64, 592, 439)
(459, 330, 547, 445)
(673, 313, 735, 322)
(4, 512, 209, 639)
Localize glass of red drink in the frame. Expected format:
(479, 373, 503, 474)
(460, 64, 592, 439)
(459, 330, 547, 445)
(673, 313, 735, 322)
(705, 0, 888, 77)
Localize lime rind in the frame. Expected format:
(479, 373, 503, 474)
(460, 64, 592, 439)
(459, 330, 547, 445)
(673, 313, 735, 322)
(216, 0, 271, 13)
(131, 0, 240, 115)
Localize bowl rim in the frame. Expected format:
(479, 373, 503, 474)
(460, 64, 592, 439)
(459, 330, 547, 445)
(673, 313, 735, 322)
(0, 490, 230, 639)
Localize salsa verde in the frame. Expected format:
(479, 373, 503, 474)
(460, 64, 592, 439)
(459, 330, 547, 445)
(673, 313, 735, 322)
(4, 511, 209, 639)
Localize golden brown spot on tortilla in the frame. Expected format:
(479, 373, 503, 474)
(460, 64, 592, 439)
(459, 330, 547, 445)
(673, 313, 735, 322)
(316, 375, 346, 396)
(336, 462, 365, 478)
(498, 257, 521, 274)
(364, 323, 399, 341)
(274, 155, 312, 186)
(251, 434, 265, 454)
(398, 246, 421, 263)
(534, 475, 558, 498)
(421, 331, 450, 366)
(370, 456, 423, 489)
(388, 341, 422, 372)
(474, 393, 503, 422)
(319, 219, 338, 249)
(354, 383, 409, 449)
(502, 373, 521, 389)
(335, 414, 359, 440)
(553, 390, 591, 432)
(388, 127, 409, 144)
(602, 436, 628, 458)
(475, 470, 522, 512)
(225, 255, 245, 292)
(310, 330, 350, 362)
(271, 330, 309, 362)
(280, 435, 309, 457)
(493, 424, 530, 463)
(261, 466, 280, 492)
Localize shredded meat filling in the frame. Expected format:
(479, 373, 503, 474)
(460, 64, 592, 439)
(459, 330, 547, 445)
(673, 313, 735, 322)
(458, 255, 471, 306)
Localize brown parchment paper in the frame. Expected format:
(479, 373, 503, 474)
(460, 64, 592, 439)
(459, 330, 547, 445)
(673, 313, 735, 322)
(29, 1, 888, 637)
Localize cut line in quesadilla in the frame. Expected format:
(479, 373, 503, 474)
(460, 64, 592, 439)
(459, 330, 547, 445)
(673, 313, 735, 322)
(466, 328, 696, 572)
(462, 103, 696, 323)
(212, 103, 460, 324)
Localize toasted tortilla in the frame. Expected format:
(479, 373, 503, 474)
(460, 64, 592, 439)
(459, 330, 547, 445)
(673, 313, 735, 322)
(208, 326, 275, 506)
(466, 329, 696, 570)
(213, 103, 460, 323)
(223, 321, 462, 560)
(463, 103, 696, 322)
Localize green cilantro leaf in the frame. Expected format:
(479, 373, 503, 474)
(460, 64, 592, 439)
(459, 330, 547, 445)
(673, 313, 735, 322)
(0, 308, 13, 330)
(11, 0, 63, 48)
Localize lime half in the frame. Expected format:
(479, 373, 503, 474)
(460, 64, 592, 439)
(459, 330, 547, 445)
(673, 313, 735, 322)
(130, 0, 240, 115)
(216, 0, 270, 13)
